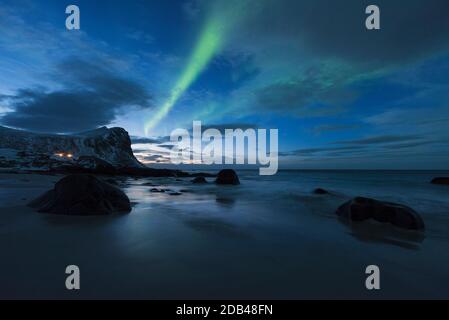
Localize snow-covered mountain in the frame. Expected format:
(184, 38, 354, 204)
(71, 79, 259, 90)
(0, 126, 144, 171)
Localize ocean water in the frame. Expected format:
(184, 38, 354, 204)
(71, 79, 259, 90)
(1, 170, 449, 299)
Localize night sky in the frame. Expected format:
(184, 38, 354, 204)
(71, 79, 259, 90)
(1, 0, 449, 169)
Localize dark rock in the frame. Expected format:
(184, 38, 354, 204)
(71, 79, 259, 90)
(0, 159, 18, 168)
(192, 176, 207, 184)
(28, 174, 131, 216)
(105, 178, 118, 185)
(168, 192, 182, 196)
(174, 171, 191, 178)
(336, 197, 424, 231)
(431, 177, 449, 185)
(215, 169, 240, 185)
(0, 167, 20, 173)
(313, 188, 330, 195)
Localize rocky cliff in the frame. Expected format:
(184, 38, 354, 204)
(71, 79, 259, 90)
(0, 126, 144, 171)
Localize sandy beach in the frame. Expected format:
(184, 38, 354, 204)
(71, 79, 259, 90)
(1, 171, 449, 299)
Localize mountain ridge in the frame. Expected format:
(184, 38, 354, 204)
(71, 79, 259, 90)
(0, 125, 144, 170)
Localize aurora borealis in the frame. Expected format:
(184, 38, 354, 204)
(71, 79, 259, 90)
(144, 0, 250, 135)
(1, 0, 449, 169)
(144, 18, 223, 135)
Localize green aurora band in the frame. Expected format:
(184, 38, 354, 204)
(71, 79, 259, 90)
(144, 19, 224, 135)
(143, 0, 257, 135)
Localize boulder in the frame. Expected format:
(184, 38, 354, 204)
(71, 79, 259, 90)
(105, 178, 118, 185)
(431, 177, 449, 185)
(336, 197, 424, 231)
(192, 176, 207, 184)
(215, 169, 240, 185)
(28, 174, 131, 215)
(313, 188, 331, 195)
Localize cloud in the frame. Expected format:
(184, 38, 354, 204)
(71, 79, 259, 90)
(200, 123, 258, 132)
(125, 30, 155, 45)
(279, 127, 446, 164)
(0, 59, 152, 133)
(157, 144, 176, 149)
(278, 131, 449, 171)
(254, 71, 353, 116)
(183, 1, 201, 20)
(362, 104, 449, 145)
(331, 135, 423, 145)
(140, 154, 169, 163)
(281, 136, 442, 158)
(132, 144, 173, 164)
(231, 0, 449, 66)
(222, 61, 356, 118)
(365, 106, 449, 127)
(312, 124, 361, 134)
(281, 145, 365, 157)
(0, 3, 168, 136)
(381, 141, 438, 150)
(131, 135, 170, 145)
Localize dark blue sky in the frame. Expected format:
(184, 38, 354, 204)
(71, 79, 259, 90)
(1, 0, 449, 169)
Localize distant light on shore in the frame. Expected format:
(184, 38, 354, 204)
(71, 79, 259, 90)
(54, 152, 73, 159)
